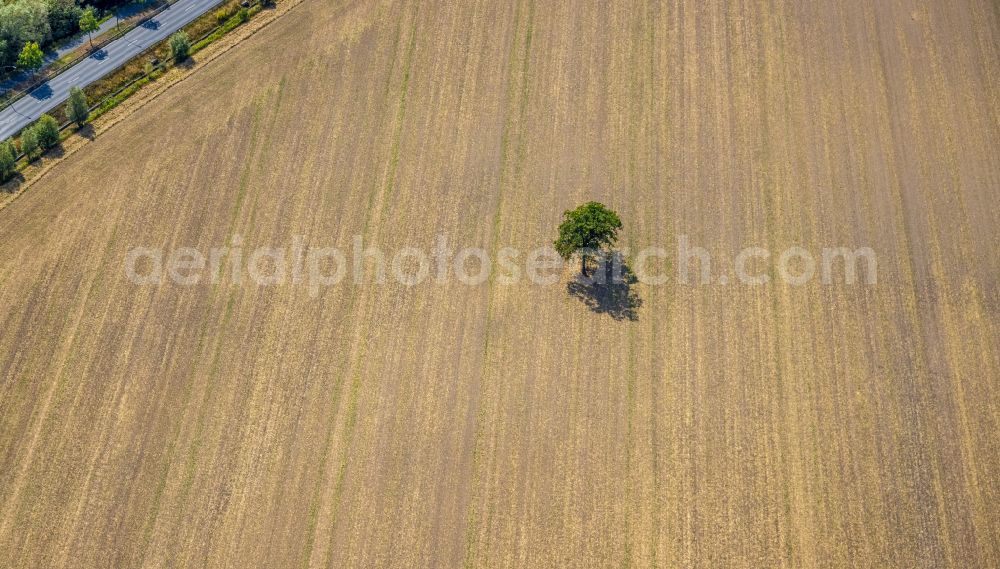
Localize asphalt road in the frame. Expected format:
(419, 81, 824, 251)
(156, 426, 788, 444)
(0, 0, 226, 141)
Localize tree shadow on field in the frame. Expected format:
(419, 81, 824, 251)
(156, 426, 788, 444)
(44, 145, 65, 160)
(566, 251, 642, 322)
(1, 172, 24, 193)
(77, 124, 96, 140)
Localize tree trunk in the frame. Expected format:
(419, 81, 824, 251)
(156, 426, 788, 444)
(580, 254, 587, 277)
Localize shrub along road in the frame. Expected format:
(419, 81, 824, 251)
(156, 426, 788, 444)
(0, 0, 226, 141)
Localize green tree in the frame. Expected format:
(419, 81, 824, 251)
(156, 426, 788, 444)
(17, 41, 44, 72)
(20, 127, 39, 159)
(47, 0, 84, 39)
(554, 201, 623, 276)
(169, 31, 190, 62)
(0, 139, 17, 182)
(66, 86, 89, 126)
(79, 7, 98, 49)
(34, 114, 60, 149)
(0, 0, 51, 68)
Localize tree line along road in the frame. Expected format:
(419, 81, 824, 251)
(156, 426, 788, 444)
(0, 0, 227, 142)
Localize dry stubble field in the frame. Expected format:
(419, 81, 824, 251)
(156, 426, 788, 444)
(1, 0, 998, 567)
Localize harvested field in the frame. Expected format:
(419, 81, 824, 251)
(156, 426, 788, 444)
(1, 0, 998, 567)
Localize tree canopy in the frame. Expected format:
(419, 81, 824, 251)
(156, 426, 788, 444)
(19, 127, 40, 159)
(554, 201, 623, 276)
(78, 8, 98, 48)
(1, 0, 54, 69)
(32, 114, 61, 151)
(67, 86, 89, 126)
(169, 31, 190, 62)
(0, 0, 129, 69)
(17, 40, 44, 71)
(0, 140, 17, 182)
